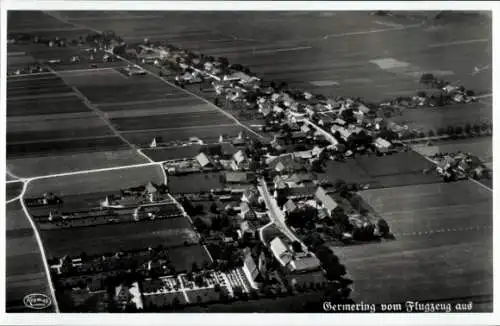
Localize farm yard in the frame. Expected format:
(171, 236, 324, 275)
(25, 164, 164, 197)
(336, 180, 493, 304)
(6, 201, 54, 312)
(40, 216, 198, 258)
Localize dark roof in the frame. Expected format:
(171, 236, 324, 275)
(287, 186, 317, 199)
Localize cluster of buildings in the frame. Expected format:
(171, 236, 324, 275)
(30, 182, 181, 230)
(432, 151, 490, 181)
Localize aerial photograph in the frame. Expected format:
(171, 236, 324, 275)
(5, 10, 493, 313)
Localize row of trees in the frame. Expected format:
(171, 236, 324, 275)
(401, 121, 493, 140)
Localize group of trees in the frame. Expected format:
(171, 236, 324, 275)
(401, 121, 493, 141)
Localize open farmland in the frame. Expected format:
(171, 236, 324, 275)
(317, 150, 441, 188)
(6, 182, 24, 201)
(6, 201, 54, 312)
(40, 216, 199, 258)
(7, 149, 149, 178)
(335, 180, 492, 306)
(389, 102, 492, 131)
(413, 137, 493, 163)
(25, 164, 163, 197)
(64, 11, 491, 101)
(6, 72, 147, 176)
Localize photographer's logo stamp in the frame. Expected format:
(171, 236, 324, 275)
(23, 293, 52, 310)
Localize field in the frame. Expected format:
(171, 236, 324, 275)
(6, 201, 54, 312)
(168, 172, 225, 194)
(335, 180, 493, 305)
(6, 182, 24, 201)
(316, 150, 441, 188)
(25, 164, 164, 197)
(7, 149, 149, 178)
(39, 216, 198, 259)
(413, 137, 493, 163)
(389, 102, 492, 131)
(168, 245, 212, 273)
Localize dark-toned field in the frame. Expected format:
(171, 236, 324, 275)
(317, 150, 441, 188)
(6, 182, 24, 201)
(168, 172, 225, 194)
(40, 216, 198, 258)
(6, 201, 54, 312)
(336, 180, 493, 306)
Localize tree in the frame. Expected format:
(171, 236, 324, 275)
(427, 129, 436, 138)
(377, 219, 390, 237)
(465, 123, 472, 135)
(436, 127, 446, 136)
(419, 73, 436, 87)
(454, 126, 463, 135)
(291, 241, 302, 253)
(417, 91, 427, 98)
(210, 202, 218, 214)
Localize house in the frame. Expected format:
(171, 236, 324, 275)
(195, 152, 215, 169)
(243, 249, 259, 281)
(232, 133, 246, 147)
(240, 202, 256, 220)
(270, 237, 293, 266)
(225, 171, 255, 184)
(241, 188, 259, 205)
(114, 284, 133, 309)
(273, 175, 287, 190)
(315, 187, 338, 216)
(283, 199, 298, 214)
(145, 181, 162, 202)
(231, 150, 248, 170)
(301, 124, 312, 134)
(287, 186, 317, 200)
(289, 255, 321, 273)
(374, 137, 392, 153)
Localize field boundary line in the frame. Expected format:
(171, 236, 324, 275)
(45, 66, 155, 164)
(119, 123, 238, 134)
(469, 178, 493, 192)
(45, 10, 267, 143)
(28, 161, 160, 181)
(322, 21, 424, 40)
(18, 182, 60, 313)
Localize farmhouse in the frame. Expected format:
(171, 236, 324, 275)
(195, 152, 215, 169)
(315, 187, 338, 217)
(231, 150, 249, 170)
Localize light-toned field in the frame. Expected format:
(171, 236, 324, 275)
(7, 149, 149, 178)
(335, 180, 492, 305)
(25, 164, 164, 197)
